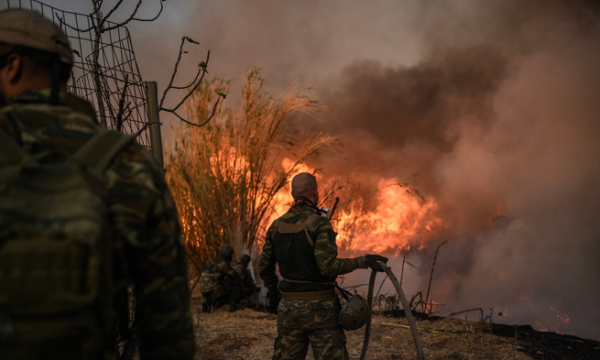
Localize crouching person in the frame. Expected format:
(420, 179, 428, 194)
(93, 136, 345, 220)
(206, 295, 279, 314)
(231, 254, 261, 308)
(200, 244, 242, 312)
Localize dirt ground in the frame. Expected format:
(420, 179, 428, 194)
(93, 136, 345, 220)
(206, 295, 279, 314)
(192, 302, 541, 360)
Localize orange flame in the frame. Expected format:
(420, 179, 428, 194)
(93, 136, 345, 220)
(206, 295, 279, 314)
(269, 160, 446, 254)
(335, 179, 446, 253)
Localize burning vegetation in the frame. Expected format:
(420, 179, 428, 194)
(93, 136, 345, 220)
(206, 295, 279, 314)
(165, 0, 600, 346)
(166, 68, 336, 271)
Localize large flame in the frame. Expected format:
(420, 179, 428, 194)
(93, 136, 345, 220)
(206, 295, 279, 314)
(269, 159, 446, 254)
(335, 179, 446, 254)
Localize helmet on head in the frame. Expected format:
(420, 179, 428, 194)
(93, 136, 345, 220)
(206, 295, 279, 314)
(338, 295, 369, 330)
(0, 9, 73, 66)
(219, 245, 234, 261)
(240, 254, 251, 264)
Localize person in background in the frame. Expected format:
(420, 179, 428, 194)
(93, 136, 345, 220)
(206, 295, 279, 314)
(200, 244, 242, 312)
(231, 254, 261, 308)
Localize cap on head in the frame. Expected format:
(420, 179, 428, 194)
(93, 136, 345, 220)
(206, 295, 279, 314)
(240, 254, 251, 264)
(0, 9, 73, 65)
(291, 172, 318, 200)
(219, 244, 234, 261)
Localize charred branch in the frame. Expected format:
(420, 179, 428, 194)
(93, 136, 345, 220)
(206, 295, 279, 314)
(328, 197, 340, 220)
(424, 239, 449, 314)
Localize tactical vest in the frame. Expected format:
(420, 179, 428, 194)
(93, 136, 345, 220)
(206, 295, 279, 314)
(273, 214, 335, 292)
(0, 128, 133, 360)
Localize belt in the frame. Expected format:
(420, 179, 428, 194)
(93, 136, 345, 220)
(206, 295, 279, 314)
(282, 278, 336, 286)
(280, 289, 335, 300)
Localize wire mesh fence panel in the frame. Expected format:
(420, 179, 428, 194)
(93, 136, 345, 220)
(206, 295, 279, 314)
(2, 0, 152, 149)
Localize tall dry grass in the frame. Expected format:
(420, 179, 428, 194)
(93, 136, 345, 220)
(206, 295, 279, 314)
(166, 68, 336, 271)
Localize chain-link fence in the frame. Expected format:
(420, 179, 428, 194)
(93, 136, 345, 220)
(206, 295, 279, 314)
(2, 0, 151, 148)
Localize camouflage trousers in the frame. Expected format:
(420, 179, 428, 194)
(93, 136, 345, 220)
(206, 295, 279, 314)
(202, 278, 240, 311)
(272, 297, 349, 360)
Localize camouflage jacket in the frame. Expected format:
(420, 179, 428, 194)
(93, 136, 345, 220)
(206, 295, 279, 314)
(259, 204, 368, 293)
(231, 261, 255, 288)
(199, 255, 239, 294)
(0, 90, 195, 360)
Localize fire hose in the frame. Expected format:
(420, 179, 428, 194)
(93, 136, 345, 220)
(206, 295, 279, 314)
(359, 261, 425, 360)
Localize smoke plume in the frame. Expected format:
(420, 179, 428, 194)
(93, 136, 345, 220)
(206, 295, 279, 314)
(317, 0, 600, 339)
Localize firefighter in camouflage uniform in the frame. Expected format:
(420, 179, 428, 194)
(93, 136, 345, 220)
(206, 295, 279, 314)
(200, 244, 242, 312)
(0, 9, 194, 360)
(259, 172, 388, 360)
(231, 254, 260, 307)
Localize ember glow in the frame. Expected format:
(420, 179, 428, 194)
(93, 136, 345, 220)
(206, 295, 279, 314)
(535, 307, 571, 334)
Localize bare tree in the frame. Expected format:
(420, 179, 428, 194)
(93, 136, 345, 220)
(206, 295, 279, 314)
(57, 0, 219, 130)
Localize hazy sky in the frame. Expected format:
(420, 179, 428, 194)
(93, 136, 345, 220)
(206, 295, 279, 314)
(20, 0, 425, 100)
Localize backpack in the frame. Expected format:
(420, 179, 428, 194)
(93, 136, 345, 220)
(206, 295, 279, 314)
(0, 128, 133, 359)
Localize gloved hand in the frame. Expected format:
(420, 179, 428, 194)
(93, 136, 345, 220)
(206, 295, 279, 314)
(365, 254, 389, 272)
(255, 285, 262, 293)
(267, 287, 281, 314)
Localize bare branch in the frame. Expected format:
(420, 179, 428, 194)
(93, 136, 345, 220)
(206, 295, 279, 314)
(101, 0, 126, 24)
(171, 68, 202, 90)
(90, 0, 104, 16)
(56, 12, 94, 33)
(160, 38, 209, 109)
(159, 37, 213, 128)
(161, 96, 221, 128)
(101, 0, 144, 32)
(63, 0, 163, 33)
(159, 37, 187, 108)
(169, 51, 210, 112)
(116, 74, 130, 132)
(133, 121, 159, 138)
(132, 0, 165, 22)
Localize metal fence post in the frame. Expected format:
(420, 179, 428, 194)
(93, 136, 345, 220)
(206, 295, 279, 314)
(145, 81, 164, 168)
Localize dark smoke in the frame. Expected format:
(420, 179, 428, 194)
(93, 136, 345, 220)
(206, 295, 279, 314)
(318, 0, 600, 339)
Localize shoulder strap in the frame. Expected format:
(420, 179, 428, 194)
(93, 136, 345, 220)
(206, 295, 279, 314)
(276, 214, 323, 248)
(304, 214, 322, 227)
(303, 214, 322, 248)
(303, 228, 315, 248)
(0, 127, 26, 165)
(73, 129, 134, 175)
(276, 222, 305, 234)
